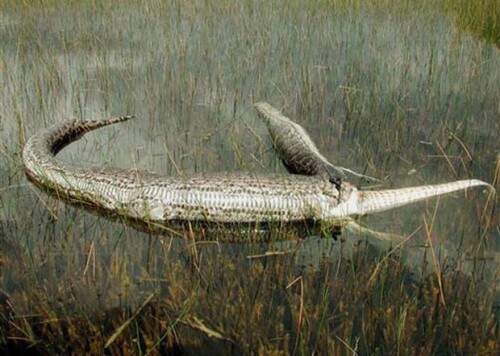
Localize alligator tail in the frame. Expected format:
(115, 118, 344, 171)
(356, 179, 493, 215)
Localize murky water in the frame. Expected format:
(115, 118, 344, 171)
(0, 2, 498, 312)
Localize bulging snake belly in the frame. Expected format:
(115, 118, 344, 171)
(22, 104, 492, 234)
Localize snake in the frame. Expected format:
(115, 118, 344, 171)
(22, 103, 492, 238)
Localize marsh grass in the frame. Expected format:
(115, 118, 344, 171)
(442, 0, 499, 48)
(0, 0, 499, 354)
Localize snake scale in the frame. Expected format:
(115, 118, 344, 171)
(22, 103, 492, 234)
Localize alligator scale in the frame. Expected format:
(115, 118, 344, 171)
(22, 103, 492, 234)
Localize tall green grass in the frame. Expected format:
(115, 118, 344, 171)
(443, 0, 499, 47)
(0, 0, 498, 353)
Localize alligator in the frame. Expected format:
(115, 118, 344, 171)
(22, 103, 493, 239)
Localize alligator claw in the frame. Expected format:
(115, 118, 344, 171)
(328, 175, 342, 191)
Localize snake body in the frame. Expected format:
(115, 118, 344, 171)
(254, 102, 375, 182)
(22, 116, 355, 224)
(22, 105, 491, 230)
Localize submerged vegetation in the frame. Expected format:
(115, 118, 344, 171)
(0, 0, 498, 354)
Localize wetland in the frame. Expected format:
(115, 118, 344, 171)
(0, 0, 499, 354)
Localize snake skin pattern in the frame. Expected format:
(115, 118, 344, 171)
(22, 110, 492, 229)
(254, 102, 376, 182)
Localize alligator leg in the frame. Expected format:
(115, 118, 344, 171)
(343, 219, 405, 245)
